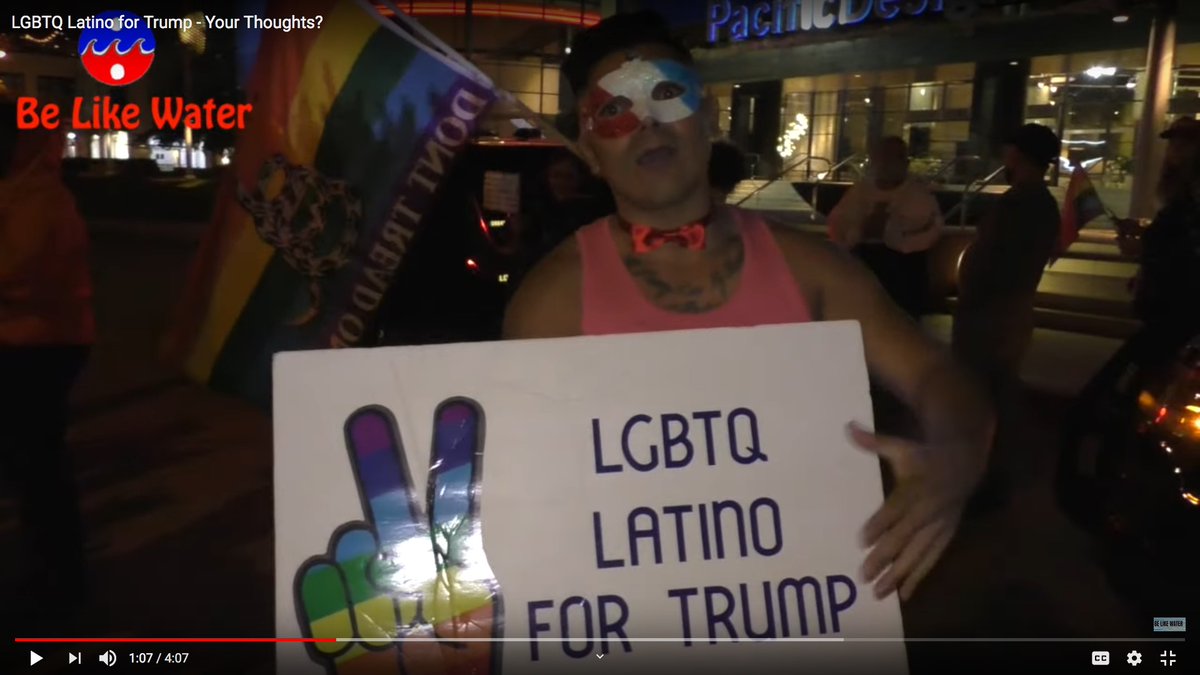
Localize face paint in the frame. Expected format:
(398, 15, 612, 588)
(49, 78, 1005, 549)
(583, 58, 702, 139)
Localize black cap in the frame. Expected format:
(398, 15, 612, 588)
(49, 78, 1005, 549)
(1005, 123, 1061, 167)
(562, 11, 691, 99)
(1160, 116, 1200, 140)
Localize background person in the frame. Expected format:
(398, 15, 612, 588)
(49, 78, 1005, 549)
(952, 123, 1061, 506)
(953, 123, 1062, 392)
(828, 136, 942, 319)
(1059, 117, 1200, 502)
(0, 99, 95, 624)
(1121, 117, 1200, 345)
(709, 139, 747, 204)
(529, 149, 611, 255)
(499, 149, 610, 294)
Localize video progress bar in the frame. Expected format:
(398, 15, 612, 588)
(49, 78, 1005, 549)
(334, 637, 1186, 643)
(13, 637, 1185, 645)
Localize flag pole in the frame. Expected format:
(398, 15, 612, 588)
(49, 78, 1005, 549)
(372, 0, 582, 153)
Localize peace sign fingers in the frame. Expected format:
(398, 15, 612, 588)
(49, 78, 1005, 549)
(424, 399, 501, 674)
(345, 406, 435, 592)
(296, 399, 502, 675)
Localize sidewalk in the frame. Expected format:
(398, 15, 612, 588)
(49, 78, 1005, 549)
(921, 314, 1122, 397)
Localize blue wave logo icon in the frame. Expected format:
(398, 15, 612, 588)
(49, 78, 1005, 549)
(78, 11, 156, 87)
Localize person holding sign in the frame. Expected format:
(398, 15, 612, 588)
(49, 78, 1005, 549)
(503, 11, 994, 602)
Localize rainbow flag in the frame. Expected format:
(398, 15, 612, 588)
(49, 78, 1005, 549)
(1056, 166, 1107, 261)
(166, 0, 496, 407)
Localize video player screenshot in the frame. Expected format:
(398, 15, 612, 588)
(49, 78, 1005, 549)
(0, 0, 1194, 673)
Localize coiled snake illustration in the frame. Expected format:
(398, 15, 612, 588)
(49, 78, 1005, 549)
(237, 155, 362, 326)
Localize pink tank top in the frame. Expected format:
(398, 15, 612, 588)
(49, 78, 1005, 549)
(577, 208, 813, 335)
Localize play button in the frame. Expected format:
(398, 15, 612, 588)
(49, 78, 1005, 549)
(30, 651, 43, 666)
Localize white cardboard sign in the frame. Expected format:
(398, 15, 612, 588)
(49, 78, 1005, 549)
(274, 322, 908, 674)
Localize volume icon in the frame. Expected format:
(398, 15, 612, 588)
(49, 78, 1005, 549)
(99, 650, 117, 667)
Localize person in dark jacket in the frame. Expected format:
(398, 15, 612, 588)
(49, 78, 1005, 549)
(953, 124, 1061, 507)
(497, 150, 610, 292)
(1059, 117, 1200, 500)
(0, 99, 95, 626)
(954, 124, 1062, 390)
(1122, 117, 1200, 338)
(530, 149, 611, 255)
(708, 140, 747, 204)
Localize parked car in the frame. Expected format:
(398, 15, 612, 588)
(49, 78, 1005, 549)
(1127, 335, 1200, 528)
(1056, 332, 1200, 604)
(372, 138, 612, 346)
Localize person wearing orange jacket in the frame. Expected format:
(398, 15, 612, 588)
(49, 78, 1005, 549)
(0, 99, 95, 619)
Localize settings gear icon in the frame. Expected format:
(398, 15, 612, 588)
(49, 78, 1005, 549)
(1127, 650, 1143, 666)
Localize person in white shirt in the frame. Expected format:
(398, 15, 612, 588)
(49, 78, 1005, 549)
(828, 136, 943, 318)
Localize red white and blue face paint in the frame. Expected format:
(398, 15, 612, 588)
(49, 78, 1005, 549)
(583, 58, 702, 139)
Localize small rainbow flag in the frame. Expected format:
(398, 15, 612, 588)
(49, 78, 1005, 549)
(1056, 166, 1108, 261)
(165, 0, 496, 407)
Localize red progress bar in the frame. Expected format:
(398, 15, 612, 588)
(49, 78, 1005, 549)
(12, 634, 338, 638)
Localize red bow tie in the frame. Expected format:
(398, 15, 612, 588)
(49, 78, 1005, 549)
(626, 221, 708, 254)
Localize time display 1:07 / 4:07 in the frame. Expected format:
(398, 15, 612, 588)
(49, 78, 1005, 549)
(128, 653, 190, 664)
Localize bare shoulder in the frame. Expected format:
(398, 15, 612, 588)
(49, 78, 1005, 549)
(764, 221, 849, 268)
(760, 219, 871, 318)
(502, 236, 584, 339)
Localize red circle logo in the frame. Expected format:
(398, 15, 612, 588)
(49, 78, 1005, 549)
(78, 11, 156, 87)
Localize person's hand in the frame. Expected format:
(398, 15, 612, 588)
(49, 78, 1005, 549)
(848, 422, 983, 602)
(295, 400, 500, 675)
(1115, 222, 1144, 257)
(862, 202, 889, 241)
(1113, 217, 1141, 238)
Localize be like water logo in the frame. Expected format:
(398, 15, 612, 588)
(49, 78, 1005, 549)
(78, 10, 156, 87)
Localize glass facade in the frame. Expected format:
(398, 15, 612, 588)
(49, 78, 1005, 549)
(713, 63, 975, 180)
(1024, 43, 1200, 211)
(710, 41, 1200, 191)
(474, 59, 561, 117)
(416, 6, 596, 121)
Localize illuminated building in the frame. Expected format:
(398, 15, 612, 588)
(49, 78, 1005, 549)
(646, 0, 1200, 215)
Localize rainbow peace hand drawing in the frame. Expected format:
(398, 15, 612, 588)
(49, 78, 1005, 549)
(296, 399, 502, 675)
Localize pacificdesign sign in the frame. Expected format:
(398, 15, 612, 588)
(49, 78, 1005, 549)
(707, 0, 945, 43)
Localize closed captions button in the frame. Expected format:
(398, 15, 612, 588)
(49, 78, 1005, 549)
(1092, 651, 1110, 665)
